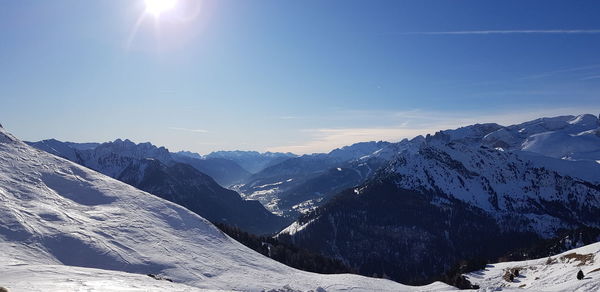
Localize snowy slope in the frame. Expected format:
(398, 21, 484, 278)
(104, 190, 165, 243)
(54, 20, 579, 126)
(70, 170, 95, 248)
(465, 242, 600, 291)
(0, 261, 214, 292)
(481, 114, 600, 161)
(386, 142, 600, 236)
(0, 126, 454, 291)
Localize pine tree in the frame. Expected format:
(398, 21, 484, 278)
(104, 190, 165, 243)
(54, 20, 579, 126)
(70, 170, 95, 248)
(577, 270, 584, 280)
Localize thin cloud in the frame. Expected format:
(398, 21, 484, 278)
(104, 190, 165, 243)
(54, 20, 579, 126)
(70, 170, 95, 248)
(582, 75, 600, 81)
(521, 64, 600, 80)
(403, 29, 600, 35)
(168, 127, 209, 133)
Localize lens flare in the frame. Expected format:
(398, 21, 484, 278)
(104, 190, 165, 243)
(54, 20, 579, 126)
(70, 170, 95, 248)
(145, 0, 177, 16)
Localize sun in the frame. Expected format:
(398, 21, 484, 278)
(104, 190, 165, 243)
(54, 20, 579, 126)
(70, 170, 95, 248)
(145, 0, 177, 16)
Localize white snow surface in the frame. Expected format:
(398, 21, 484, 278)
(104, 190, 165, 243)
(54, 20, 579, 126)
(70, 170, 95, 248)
(0, 260, 218, 292)
(0, 126, 455, 292)
(466, 242, 600, 291)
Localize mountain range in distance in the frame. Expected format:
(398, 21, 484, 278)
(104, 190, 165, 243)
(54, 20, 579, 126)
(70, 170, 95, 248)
(14, 113, 600, 288)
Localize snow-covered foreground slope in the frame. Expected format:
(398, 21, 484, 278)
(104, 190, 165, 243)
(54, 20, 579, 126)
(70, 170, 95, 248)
(466, 242, 600, 291)
(0, 126, 454, 291)
(0, 260, 214, 292)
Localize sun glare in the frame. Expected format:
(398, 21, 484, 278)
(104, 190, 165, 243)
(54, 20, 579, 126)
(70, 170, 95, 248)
(145, 0, 177, 16)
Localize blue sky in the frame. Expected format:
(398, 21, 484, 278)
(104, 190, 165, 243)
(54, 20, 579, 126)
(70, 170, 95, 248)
(1, 0, 600, 154)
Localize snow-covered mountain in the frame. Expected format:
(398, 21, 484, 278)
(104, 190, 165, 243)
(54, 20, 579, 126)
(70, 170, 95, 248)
(28, 139, 251, 187)
(241, 114, 600, 220)
(205, 150, 297, 174)
(27, 138, 285, 235)
(444, 114, 600, 162)
(385, 139, 600, 235)
(12, 114, 600, 287)
(465, 241, 600, 291)
(278, 114, 600, 284)
(27, 138, 173, 177)
(0, 125, 455, 292)
(80, 138, 174, 177)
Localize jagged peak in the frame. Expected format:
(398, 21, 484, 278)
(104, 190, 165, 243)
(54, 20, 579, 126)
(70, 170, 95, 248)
(427, 123, 502, 144)
(101, 138, 167, 151)
(91, 138, 173, 165)
(110, 138, 136, 146)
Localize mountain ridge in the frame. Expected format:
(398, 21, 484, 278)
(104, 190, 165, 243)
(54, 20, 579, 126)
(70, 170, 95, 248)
(277, 114, 600, 284)
(26, 137, 286, 234)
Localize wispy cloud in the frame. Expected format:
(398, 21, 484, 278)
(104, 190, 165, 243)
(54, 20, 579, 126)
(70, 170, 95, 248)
(403, 29, 600, 35)
(521, 64, 600, 80)
(168, 127, 209, 133)
(582, 75, 600, 81)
